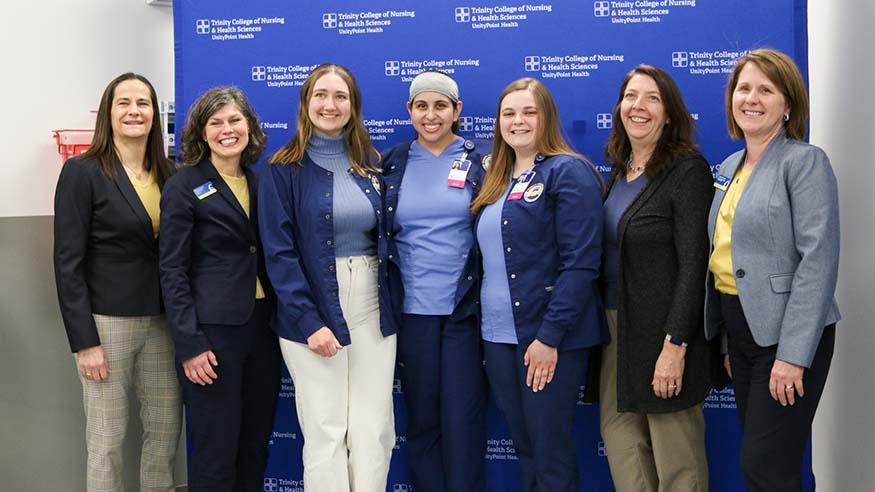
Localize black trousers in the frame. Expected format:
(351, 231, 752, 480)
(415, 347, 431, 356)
(484, 341, 589, 492)
(179, 300, 281, 492)
(720, 294, 835, 492)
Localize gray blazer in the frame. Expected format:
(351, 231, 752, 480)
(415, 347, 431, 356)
(704, 131, 840, 367)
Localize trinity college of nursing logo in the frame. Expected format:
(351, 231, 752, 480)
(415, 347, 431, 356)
(672, 51, 690, 68)
(524, 56, 541, 72)
(455, 7, 471, 22)
(597, 113, 613, 130)
(384, 60, 401, 76)
(393, 484, 412, 492)
(251, 66, 267, 81)
(196, 19, 210, 34)
(263, 477, 278, 492)
(322, 13, 338, 29)
(593, 1, 611, 17)
(458, 117, 474, 132)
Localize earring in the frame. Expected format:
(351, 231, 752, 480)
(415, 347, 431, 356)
(783, 114, 790, 122)
(665, 119, 670, 125)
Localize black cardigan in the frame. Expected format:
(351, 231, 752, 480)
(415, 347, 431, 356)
(53, 156, 165, 352)
(585, 155, 726, 413)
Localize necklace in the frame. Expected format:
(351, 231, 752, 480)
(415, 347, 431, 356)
(628, 164, 645, 174)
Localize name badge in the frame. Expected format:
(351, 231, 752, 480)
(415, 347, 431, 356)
(507, 171, 536, 201)
(193, 181, 217, 200)
(447, 160, 472, 188)
(714, 174, 731, 191)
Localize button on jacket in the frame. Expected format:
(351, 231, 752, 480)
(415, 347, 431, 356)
(381, 139, 489, 326)
(704, 131, 841, 367)
(159, 160, 273, 361)
(54, 156, 165, 352)
(474, 154, 608, 350)
(258, 154, 395, 346)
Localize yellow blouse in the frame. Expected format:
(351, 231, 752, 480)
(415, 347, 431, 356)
(130, 174, 160, 237)
(220, 172, 266, 300)
(709, 165, 753, 295)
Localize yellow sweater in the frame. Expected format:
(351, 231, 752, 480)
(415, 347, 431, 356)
(221, 173, 266, 300)
(709, 165, 753, 295)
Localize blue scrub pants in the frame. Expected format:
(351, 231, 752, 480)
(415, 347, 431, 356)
(398, 313, 488, 492)
(484, 341, 589, 492)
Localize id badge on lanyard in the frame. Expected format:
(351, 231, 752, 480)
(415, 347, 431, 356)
(507, 170, 536, 201)
(447, 151, 472, 188)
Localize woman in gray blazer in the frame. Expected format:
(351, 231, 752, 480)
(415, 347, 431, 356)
(705, 48, 840, 492)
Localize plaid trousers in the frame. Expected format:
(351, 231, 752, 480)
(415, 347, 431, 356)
(77, 314, 182, 492)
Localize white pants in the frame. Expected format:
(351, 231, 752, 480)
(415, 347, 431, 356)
(280, 255, 397, 492)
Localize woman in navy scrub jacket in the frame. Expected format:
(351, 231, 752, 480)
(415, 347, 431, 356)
(258, 64, 397, 492)
(470, 77, 606, 492)
(381, 70, 489, 492)
(159, 87, 280, 491)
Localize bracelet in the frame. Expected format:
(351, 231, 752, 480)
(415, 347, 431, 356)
(665, 333, 688, 348)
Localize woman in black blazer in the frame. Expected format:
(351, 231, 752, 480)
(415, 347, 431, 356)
(159, 87, 280, 491)
(53, 73, 181, 491)
(587, 65, 720, 491)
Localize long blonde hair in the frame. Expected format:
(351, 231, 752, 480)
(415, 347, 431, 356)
(269, 64, 378, 175)
(471, 78, 579, 215)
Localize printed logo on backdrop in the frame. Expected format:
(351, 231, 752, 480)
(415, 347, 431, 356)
(250, 64, 319, 88)
(703, 386, 737, 410)
(269, 430, 298, 447)
(393, 377, 403, 394)
(671, 49, 750, 75)
(261, 121, 290, 131)
(458, 117, 474, 133)
(264, 477, 304, 492)
(383, 58, 482, 82)
(195, 16, 285, 42)
(365, 118, 411, 143)
(576, 384, 595, 405)
(597, 113, 613, 129)
(593, 0, 698, 25)
(278, 375, 295, 399)
(322, 9, 415, 36)
(486, 438, 518, 461)
(394, 434, 407, 451)
(457, 115, 496, 140)
(524, 53, 624, 79)
(454, 3, 555, 30)
(598, 440, 607, 457)
(392, 484, 414, 492)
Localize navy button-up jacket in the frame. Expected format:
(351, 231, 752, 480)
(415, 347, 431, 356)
(473, 154, 608, 350)
(258, 154, 396, 345)
(381, 139, 489, 327)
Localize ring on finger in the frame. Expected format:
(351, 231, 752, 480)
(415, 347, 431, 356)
(785, 385, 794, 391)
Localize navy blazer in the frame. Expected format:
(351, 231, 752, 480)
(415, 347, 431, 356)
(258, 154, 395, 345)
(159, 159, 273, 361)
(54, 156, 166, 352)
(381, 139, 489, 327)
(474, 154, 608, 350)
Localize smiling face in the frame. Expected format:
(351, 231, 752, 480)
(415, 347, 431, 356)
(110, 79, 154, 143)
(499, 89, 540, 156)
(203, 103, 249, 165)
(620, 73, 666, 153)
(407, 92, 461, 151)
(307, 72, 352, 136)
(732, 62, 789, 143)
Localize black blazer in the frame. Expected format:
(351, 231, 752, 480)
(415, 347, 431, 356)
(586, 156, 726, 413)
(53, 156, 164, 353)
(159, 159, 273, 361)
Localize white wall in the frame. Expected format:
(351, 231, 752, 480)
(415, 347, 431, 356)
(0, 0, 174, 218)
(809, 1, 875, 491)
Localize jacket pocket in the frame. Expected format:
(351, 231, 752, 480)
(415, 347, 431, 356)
(768, 273, 794, 293)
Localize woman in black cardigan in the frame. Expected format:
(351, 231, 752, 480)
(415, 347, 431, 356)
(591, 65, 719, 491)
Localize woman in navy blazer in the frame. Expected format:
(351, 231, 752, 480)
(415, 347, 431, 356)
(471, 78, 606, 492)
(380, 70, 489, 492)
(54, 72, 181, 491)
(258, 64, 396, 492)
(705, 49, 840, 492)
(159, 87, 280, 491)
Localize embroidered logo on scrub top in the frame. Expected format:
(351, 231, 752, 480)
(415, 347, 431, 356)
(193, 181, 217, 200)
(523, 183, 544, 202)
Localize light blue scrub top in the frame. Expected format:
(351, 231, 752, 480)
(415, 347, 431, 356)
(476, 181, 518, 344)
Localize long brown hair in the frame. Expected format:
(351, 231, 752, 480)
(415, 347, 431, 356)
(269, 64, 378, 175)
(604, 65, 698, 178)
(471, 78, 580, 215)
(180, 86, 267, 167)
(80, 73, 171, 187)
(725, 48, 809, 141)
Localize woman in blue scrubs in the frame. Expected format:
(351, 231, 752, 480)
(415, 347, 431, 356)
(381, 70, 489, 492)
(470, 77, 606, 492)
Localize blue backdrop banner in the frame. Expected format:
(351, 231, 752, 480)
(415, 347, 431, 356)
(173, 2, 812, 491)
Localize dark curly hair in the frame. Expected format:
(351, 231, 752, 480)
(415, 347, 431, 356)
(180, 86, 266, 167)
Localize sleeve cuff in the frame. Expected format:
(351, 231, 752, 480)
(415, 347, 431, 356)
(536, 321, 565, 348)
(297, 310, 327, 340)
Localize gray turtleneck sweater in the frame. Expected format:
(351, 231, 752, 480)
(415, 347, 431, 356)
(306, 132, 377, 257)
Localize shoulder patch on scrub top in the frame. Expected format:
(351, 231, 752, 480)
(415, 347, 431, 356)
(193, 181, 217, 200)
(482, 154, 492, 171)
(523, 183, 544, 202)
